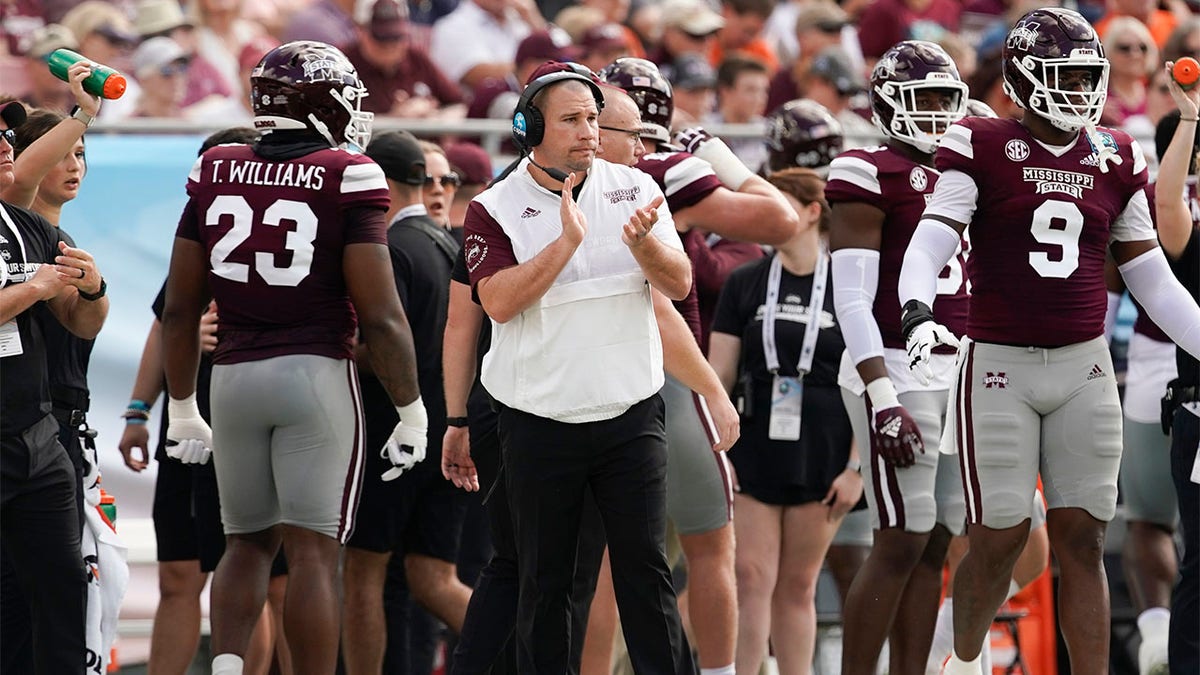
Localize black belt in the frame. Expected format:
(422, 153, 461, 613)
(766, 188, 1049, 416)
(51, 407, 87, 428)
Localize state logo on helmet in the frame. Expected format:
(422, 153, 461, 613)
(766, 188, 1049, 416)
(598, 58, 674, 144)
(1002, 7, 1108, 132)
(251, 41, 373, 150)
(764, 99, 843, 174)
(870, 40, 968, 154)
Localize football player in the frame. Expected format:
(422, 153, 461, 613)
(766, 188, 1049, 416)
(825, 39, 970, 675)
(161, 41, 427, 675)
(898, 9, 1200, 674)
(763, 98, 845, 178)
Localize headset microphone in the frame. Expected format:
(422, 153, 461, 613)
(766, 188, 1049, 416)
(527, 153, 570, 183)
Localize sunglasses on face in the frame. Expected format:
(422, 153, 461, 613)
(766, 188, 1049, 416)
(425, 172, 461, 187)
(1, 128, 15, 146)
(160, 61, 189, 77)
(1115, 43, 1149, 54)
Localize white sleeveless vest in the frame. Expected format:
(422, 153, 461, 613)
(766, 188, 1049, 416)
(476, 158, 682, 422)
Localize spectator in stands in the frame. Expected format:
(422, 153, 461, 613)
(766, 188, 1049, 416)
(281, 0, 357, 47)
(1163, 16, 1200, 66)
(430, 0, 544, 90)
(345, 0, 465, 118)
(466, 28, 576, 129)
(765, 1, 853, 113)
(579, 0, 646, 56)
(130, 37, 194, 119)
(667, 53, 718, 127)
(647, 0, 725, 68)
(578, 23, 633, 73)
(966, 44, 1022, 120)
(1095, 0, 1182, 49)
(855, 0, 961, 63)
(232, 35, 282, 116)
(1102, 16, 1158, 127)
(936, 32, 977, 84)
(445, 141, 494, 231)
(795, 47, 876, 144)
(190, 0, 269, 105)
(61, 1, 140, 120)
(136, 0, 237, 117)
(19, 24, 79, 114)
(710, 0, 779, 73)
(763, 0, 863, 67)
(628, 1, 665, 57)
(710, 55, 771, 170)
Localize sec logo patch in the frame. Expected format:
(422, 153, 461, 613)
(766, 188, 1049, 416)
(909, 167, 928, 191)
(1005, 139, 1030, 162)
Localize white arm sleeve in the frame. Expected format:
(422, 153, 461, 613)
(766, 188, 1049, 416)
(1120, 247, 1200, 358)
(1104, 291, 1123, 344)
(832, 248, 885, 365)
(897, 218, 962, 308)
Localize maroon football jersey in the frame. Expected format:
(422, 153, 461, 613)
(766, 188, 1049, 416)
(176, 144, 390, 364)
(936, 117, 1149, 347)
(825, 145, 970, 350)
(637, 150, 724, 343)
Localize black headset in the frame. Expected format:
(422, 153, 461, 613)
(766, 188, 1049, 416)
(511, 64, 606, 152)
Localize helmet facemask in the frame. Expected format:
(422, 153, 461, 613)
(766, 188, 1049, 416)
(1007, 52, 1108, 132)
(873, 77, 969, 154)
(328, 83, 373, 151)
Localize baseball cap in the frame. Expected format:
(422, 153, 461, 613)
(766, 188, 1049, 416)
(668, 53, 716, 90)
(133, 36, 190, 79)
(23, 24, 78, 58)
(580, 23, 627, 55)
(445, 142, 494, 185)
(135, 0, 192, 37)
(809, 47, 864, 95)
(794, 1, 850, 34)
(524, 60, 597, 86)
(661, 0, 725, 37)
(368, 0, 409, 41)
(62, 1, 139, 46)
(0, 101, 28, 129)
(515, 27, 577, 65)
(367, 130, 427, 186)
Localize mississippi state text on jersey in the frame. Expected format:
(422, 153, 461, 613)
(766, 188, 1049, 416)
(176, 143, 390, 364)
(825, 145, 970, 349)
(936, 116, 1150, 346)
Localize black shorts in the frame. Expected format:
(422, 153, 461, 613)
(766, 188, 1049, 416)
(152, 446, 224, 567)
(153, 448, 289, 576)
(347, 440, 469, 561)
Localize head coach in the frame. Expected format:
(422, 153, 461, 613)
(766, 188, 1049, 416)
(462, 61, 695, 673)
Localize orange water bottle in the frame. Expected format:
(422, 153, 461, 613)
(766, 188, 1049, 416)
(46, 48, 127, 100)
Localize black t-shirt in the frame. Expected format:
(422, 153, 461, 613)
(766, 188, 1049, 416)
(152, 282, 215, 458)
(1, 201, 64, 436)
(1173, 229, 1199, 387)
(711, 255, 844, 388)
(360, 214, 457, 454)
(35, 228, 95, 411)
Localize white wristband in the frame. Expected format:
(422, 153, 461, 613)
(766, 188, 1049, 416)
(396, 396, 427, 428)
(692, 136, 756, 191)
(168, 393, 198, 416)
(865, 377, 900, 410)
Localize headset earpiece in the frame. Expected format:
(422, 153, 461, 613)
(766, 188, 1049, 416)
(511, 66, 606, 152)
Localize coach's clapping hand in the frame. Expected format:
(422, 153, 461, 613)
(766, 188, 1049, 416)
(560, 172, 587, 246)
(166, 394, 213, 465)
(382, 397, 428, 481)
(623, 194, 665, 248)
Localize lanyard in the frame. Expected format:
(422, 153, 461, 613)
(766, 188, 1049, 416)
(0, 204, 29, 287)
(762, 246, 828, 376)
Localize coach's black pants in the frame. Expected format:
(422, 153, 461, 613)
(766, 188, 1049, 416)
(0, 414, 86, 675)
(451, 414, 607, 675)
(1170, 409, 1199, 675)
(500, 395, 693, 675)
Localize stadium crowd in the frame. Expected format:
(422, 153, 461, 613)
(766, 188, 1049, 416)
(2, 0, 1200, 675)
